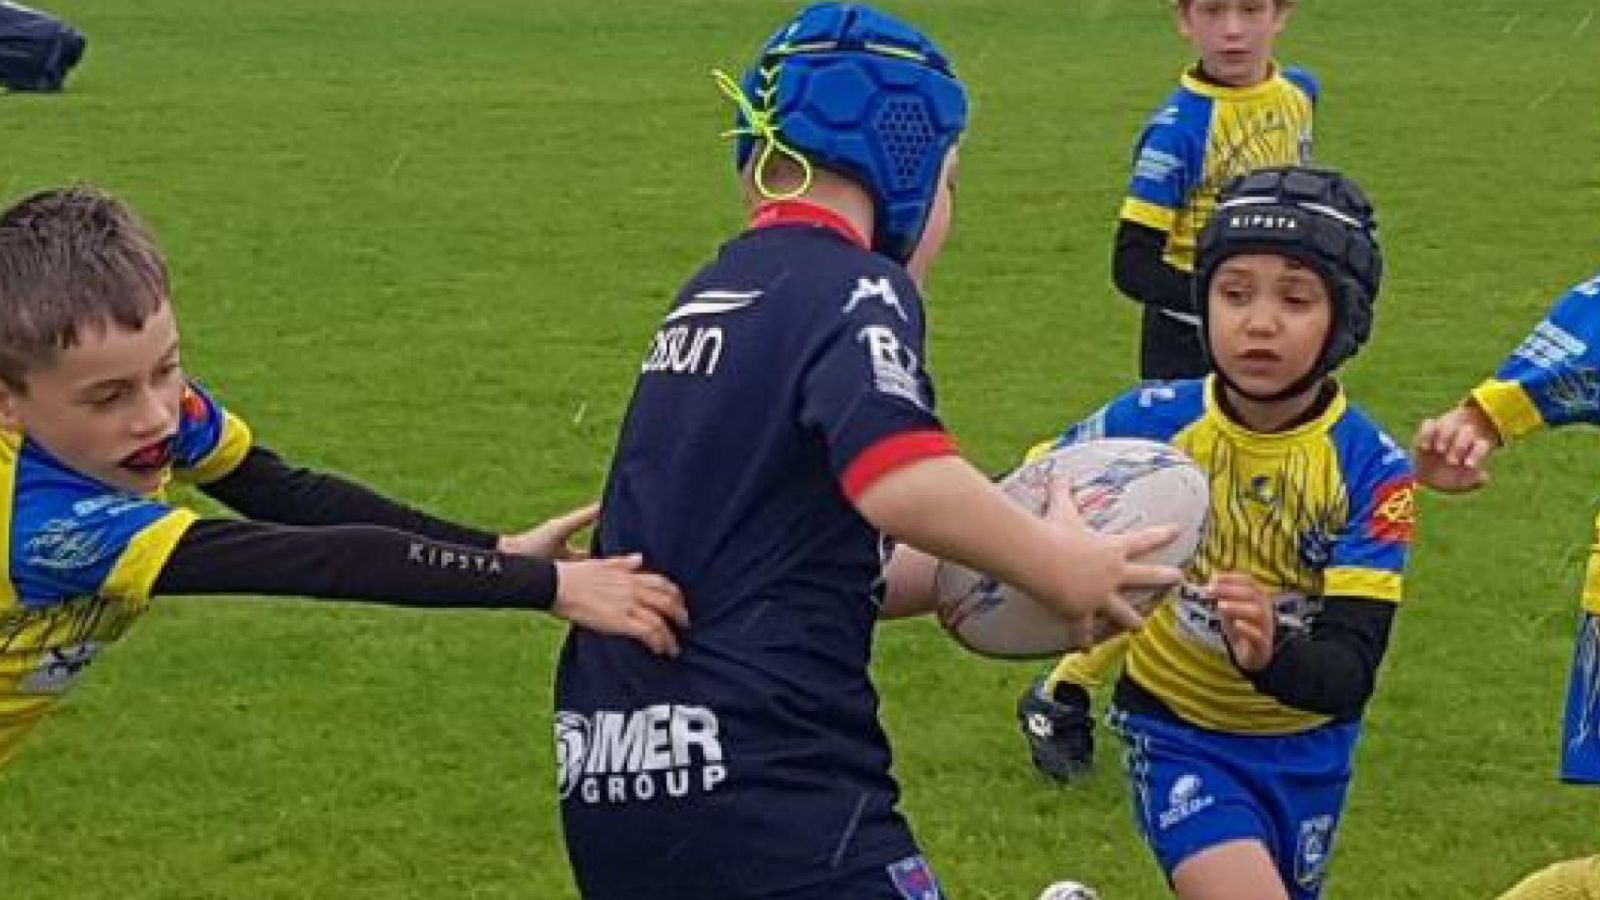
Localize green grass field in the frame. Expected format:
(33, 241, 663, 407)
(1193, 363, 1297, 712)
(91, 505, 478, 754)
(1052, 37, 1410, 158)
(2, 0, 1599, 897)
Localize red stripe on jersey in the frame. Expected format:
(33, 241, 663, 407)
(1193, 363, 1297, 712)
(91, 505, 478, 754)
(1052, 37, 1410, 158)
(841, 429, 958, 501)
(751, 201, 870, 250)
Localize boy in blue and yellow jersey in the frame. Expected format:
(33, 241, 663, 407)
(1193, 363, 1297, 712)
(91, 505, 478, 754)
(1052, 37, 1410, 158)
(1414, 270, 1600, 900)
(1026, 0, 1320, 777)
(1118, 0, 1315, 381)
(554, 5, 1180, 899)
(1038, 167, 1412, 899)
(0, 185, 686, 770)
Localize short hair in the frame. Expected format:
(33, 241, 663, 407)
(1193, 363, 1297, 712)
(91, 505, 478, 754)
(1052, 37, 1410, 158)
(0, 185, 170, 390)
(1175, 0, 1294, 8)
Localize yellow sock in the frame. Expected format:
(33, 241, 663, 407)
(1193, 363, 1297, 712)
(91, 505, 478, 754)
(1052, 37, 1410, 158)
(1045, 633, 1131, 692)
(1497, 856, 1600, 900)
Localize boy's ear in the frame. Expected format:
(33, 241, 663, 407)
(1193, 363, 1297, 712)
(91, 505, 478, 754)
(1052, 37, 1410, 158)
(1172, 5, 1191, 40)
(0, 380, 25, 432)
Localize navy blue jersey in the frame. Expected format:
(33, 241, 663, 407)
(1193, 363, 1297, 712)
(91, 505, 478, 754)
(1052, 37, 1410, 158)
(556, 204, 955, 899)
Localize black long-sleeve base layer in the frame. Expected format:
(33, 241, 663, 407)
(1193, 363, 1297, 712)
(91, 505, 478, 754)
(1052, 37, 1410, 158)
(1114, 219, 1210, 381)
(150, 445, 556, 609)
(1115, 595, 1397, 724)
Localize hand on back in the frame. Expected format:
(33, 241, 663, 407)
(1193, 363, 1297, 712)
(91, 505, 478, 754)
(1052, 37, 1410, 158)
(553, 554, 688, 657)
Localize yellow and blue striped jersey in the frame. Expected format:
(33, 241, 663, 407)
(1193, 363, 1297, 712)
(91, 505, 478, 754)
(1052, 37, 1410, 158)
(0, 382, 250, 766)
(1057, 377, 1413, 734)
(1468, 270, 1600, 614)
(1120, 63, 1318, 273)
(1471, 270, 1600, 442)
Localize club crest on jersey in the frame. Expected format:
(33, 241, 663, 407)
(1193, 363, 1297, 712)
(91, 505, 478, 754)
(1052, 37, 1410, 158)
(555, 704, 728, 806)
(1368, 477, 1416, 544)
(887, 854, 943, 900)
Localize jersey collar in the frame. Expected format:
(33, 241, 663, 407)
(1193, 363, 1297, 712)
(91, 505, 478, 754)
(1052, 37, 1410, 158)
(1180, 60, 1283, 100)
(751, 201, 870, 251)
(1203, 374, 1347, 446)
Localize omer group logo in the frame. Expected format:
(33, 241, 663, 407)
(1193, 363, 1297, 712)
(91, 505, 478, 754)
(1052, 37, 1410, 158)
(555, 704, 728, 805)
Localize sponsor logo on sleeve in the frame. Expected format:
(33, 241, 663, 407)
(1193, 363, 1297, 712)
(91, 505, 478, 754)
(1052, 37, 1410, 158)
(1514, 320, 1588, 371)
(1133, 148, 1183, 184)
(24, 517, 116, 574)
(857, 325, 927, 410)
(843, 277, 909, 322)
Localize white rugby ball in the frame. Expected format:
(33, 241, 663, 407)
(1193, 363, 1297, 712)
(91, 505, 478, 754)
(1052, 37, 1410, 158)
(935, 438, 1209, 660)
(1035, 881, 1102, 900)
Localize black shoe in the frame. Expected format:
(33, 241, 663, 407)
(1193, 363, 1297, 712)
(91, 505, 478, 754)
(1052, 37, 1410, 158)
(1017, 678, 1094, 781)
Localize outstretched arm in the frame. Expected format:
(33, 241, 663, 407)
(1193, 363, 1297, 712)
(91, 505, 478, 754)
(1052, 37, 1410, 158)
(859, 455, 1179, 631)
(153, 519, 688, 656)
(198, 445, 501, 547)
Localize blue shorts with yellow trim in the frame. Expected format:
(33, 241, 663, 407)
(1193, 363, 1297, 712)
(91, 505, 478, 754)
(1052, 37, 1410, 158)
(1108, 706, 1360, 900)
(1561, 612, 1600, 784)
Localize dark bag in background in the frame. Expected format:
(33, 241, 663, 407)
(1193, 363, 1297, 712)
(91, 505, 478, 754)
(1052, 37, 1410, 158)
(0, 1, 85, 92)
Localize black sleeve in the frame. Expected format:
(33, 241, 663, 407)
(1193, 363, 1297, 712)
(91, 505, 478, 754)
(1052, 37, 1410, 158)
(198, 445, 498, 549)
(1238, 595, 1397, 720)
(152, 518, 557, 610)
(1112, 219, 1196, 316)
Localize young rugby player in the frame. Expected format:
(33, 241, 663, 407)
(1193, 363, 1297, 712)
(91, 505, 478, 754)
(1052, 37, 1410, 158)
(0, 185, 686, 769)
(1024, 0, 1320, 780)
(1027, 166, 1413, 899)
(552, 4, 1181, 898)
(1413, 268, 1600, 900)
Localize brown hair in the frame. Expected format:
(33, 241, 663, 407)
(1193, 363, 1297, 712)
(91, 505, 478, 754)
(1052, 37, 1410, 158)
(1175, 0, 1294, 8)
(0, 185, 170, 390)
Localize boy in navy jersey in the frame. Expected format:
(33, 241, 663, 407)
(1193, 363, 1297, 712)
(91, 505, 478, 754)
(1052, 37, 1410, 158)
(0, 185, 686, 769)
(554, 4, 1181, 899)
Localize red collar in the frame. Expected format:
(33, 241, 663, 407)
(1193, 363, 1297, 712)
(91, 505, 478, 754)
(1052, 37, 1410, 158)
(750, 201, 870, 250)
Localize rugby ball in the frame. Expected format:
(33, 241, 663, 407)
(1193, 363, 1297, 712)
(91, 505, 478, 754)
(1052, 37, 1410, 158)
(935, 438, 1209, 659)
(1035, 882, 1102, 900)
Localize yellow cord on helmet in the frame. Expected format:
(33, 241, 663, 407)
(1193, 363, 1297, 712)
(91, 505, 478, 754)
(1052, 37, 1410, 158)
(711, 67, 814, 201)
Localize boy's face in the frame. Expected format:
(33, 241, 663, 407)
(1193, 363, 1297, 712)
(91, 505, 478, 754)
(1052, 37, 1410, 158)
(1177, 0, 1289, 87)
(0, 301, 185, 495)
(1205, 253, 1331, 398)
(906, 148, 960, 289)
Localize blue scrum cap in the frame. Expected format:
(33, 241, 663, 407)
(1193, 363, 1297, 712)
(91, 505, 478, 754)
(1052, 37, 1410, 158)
(720, 2, 968, 262)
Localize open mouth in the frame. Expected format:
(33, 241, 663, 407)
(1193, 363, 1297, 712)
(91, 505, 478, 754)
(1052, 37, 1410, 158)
(120, 437, 175, 473)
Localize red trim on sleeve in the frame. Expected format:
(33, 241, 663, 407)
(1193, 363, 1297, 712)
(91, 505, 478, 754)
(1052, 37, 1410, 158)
(751, 201, 871, 250)
(840, 429, 958, 501)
